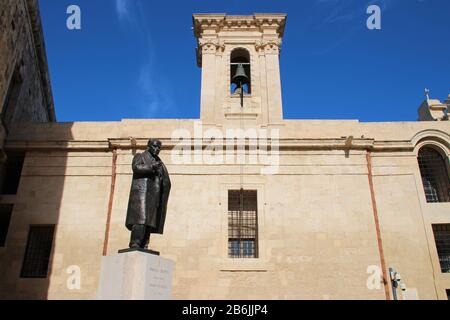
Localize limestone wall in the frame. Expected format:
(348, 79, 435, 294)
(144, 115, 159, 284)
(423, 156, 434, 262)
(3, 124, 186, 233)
(8, 118, 449, 143)
(1, 119, 448, 299)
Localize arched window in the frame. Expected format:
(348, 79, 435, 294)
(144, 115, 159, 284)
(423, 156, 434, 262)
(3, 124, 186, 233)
(418, 147, 450, 203)
(230, 48, 251, 95)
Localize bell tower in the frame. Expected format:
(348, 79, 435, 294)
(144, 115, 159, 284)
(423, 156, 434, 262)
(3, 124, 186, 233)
(193, 14, 287, 126)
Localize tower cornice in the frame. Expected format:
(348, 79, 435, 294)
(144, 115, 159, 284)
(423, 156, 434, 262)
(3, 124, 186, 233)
(193, 13, 287, 39)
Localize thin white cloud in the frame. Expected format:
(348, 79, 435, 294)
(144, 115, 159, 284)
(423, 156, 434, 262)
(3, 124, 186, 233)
(115, 0, 130, 21)
(312, 0, 395, 25)
(305, 0, 401, 55)
(113, 0, 176, 118)
(138, 54, 176, 118)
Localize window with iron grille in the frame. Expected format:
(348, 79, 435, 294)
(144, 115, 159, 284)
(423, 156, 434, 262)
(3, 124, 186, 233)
(0, 204, 13, 247)
(21, 225, 55, 278)
(418, 147, 450, 203)
(432, 224, 450, 273)
(228, 190, 258, 259)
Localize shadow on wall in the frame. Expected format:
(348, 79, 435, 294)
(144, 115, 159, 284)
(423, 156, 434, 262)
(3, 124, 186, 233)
(0, 0, 69, 299)
(0, 122, 73, 299)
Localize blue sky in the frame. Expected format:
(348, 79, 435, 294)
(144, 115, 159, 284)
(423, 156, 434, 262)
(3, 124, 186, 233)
(38, 0, 450, 122)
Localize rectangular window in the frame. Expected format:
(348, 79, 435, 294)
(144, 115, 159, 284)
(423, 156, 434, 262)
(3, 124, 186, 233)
(0, 152, 25, 195)
(1, 67, 23, 133)
(21, 225, 55, 278)
(432, 224, 450, 273)
(447, 289, 450, 300)
(0, 204, 13, 247)
(228, 190, 258, 259)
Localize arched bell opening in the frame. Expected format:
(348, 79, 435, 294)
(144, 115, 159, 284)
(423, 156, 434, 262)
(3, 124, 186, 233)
(230, 48, 251, 95)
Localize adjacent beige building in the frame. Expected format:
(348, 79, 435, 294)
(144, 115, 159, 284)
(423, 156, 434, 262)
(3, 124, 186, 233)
(0, 11, 449, 300)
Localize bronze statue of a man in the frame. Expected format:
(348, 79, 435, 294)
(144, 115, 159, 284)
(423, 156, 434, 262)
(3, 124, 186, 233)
(125, 139, 171, 249)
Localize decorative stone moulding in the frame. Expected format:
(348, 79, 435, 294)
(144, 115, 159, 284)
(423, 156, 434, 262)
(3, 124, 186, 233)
(193, 14, 287, 38)
(194, 14, 286, 65)
(255, 39, 283, 54)
(198, 38, 225, 54)
(6, 134, 450, 156)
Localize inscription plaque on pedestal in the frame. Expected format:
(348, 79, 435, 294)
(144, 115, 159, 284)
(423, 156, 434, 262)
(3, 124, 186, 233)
(97, 251, 174, 300)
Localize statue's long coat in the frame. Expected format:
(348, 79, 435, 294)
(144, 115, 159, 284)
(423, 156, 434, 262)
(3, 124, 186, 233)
(125, 150, 171, 234)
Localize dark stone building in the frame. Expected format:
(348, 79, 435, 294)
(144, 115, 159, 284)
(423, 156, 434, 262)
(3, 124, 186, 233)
(0, 0, 55, 143)
(0, 0, 55, 190)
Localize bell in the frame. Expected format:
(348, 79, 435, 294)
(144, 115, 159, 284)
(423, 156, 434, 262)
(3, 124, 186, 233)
(231, 63, 249, 88)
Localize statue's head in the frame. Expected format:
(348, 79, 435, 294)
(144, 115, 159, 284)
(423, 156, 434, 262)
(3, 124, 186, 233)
(147, 139, 161, 156)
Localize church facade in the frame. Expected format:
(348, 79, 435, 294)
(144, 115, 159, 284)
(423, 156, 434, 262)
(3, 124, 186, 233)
(0, 11, 449, 300)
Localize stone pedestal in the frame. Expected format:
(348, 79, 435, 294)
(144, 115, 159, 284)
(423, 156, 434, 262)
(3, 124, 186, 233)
(97, 250, 175, 300)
